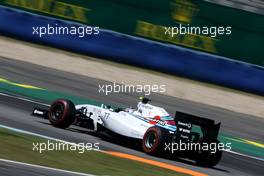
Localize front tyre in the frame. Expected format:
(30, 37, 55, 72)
(142, 126, 171, 155)
(48, 99, 76, 129)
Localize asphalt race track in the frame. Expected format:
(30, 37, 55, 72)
(0, 57, 263, 176)
(0, 159, 95, 176)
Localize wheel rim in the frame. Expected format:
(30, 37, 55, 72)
(51, 103, 65, 121)
(145, 132, 157, 149)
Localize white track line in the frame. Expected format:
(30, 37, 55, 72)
(0, 158, 96, 176)
(0, 124, 101, 152)
(0, 92, 50, 106)
(0, 124, 72, 143)
(0, 92, 263, 162)
(226, 150, 264, 162)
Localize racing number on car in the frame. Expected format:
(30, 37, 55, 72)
(79, 107, 88, 115)
(103, 112, 110, 120)
(82, 107, 88, 115)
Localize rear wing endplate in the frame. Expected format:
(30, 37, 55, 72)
(174, 111, 221, 141)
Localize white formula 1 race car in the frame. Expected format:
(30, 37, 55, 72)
(32, 97, 222, 167)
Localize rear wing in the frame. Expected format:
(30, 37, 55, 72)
(174, 111, 221, 141)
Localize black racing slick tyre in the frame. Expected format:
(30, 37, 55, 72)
(142, 126, 171, 155)
(195, 140, 222, 167)
(48, 99, 76, 129)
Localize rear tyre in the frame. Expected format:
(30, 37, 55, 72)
(48, 99, 76, 128)
(195, 140, 222, 167)
(142, 126, 171, 155)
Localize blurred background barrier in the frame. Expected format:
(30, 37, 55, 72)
(0, 0, 264, 66)
(1, 6, 264, 95)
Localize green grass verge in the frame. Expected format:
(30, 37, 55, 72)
(0, 127, 189, 176)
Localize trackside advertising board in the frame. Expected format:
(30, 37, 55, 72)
(1, 0, 264, 66)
